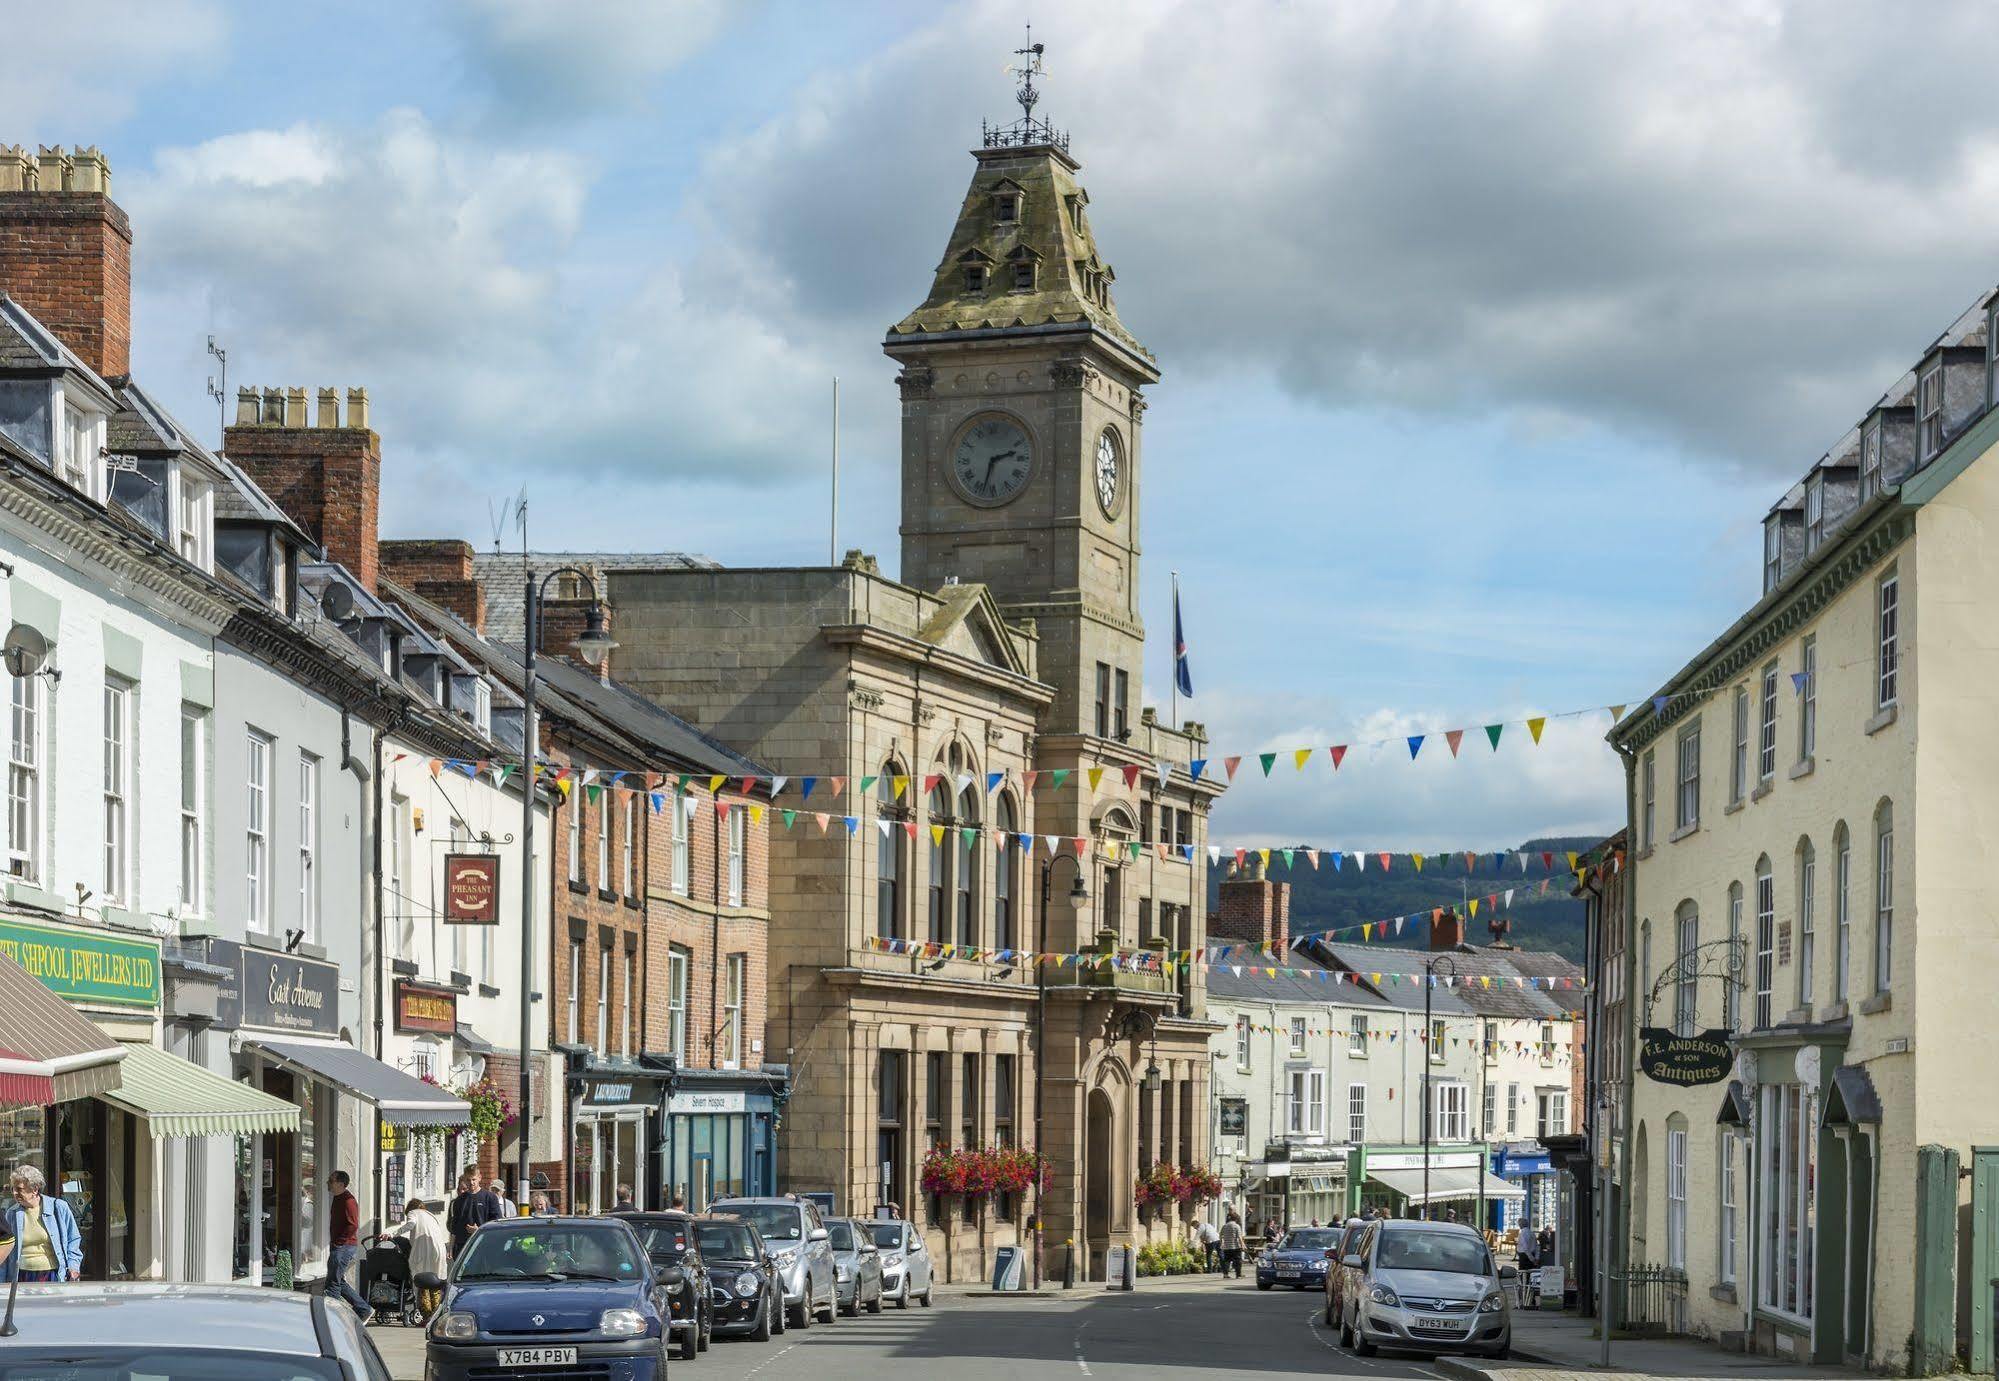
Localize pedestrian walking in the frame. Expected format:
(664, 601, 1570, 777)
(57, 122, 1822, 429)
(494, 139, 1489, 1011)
(1197, 1217, 1220, 1272)
(612, 1183, 635, 1212)
(390, 1198, 450, 1319)
(0, 1164, 82, 1282)
(1218, 1211, 1245, 1279)
(325, 1170, 369, 1322)
(489, 1178, 516, 1220)
(447, 1170, 502, 1257)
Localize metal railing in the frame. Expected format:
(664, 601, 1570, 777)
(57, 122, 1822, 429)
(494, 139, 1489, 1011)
(1615, 1264, 1689, 1334)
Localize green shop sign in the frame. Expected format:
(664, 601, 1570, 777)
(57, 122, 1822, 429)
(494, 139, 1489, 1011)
(0, 917, 160, 1008)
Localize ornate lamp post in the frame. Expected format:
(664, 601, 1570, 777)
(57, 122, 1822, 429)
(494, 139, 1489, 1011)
(1420, 951, 1458, 1219)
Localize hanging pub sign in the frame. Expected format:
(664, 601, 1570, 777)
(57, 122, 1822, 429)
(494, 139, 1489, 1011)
(1219, 1098, 1248, 1137)
(444, 853, 502, 924)
(1638, 1027, 1735, 1086)
(394, 980, 458, 1036)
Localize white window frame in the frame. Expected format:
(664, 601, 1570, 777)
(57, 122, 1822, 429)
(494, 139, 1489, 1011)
(1430, 1081, 1469, 1141)
(388, 794, 411, 957)
(1718, 1130, 1740, 1285)
(1640, 750, 1656, 848)
(175, 470, 209, 569)
(1348, 1082, 1367, 1143)
(725, 954, 745, 1067)
(1675, 721, 1700, 832)
(622, 793, 637, 897)
(1875, 805, 1894, 995)
(7, 672, 43, 883)
(1429, 1017, 1446, 1064)
(1506, 1083, 1520, 1136)
(1754, 864, 1775, 1028)
(1919, 361, 1944, 460)
(1763, 519, 1782, 593)
(671, 786, 690, 894)
(727, 806, 746, 907)
(1797, 842, 1816, 1009)
(1726, 883, 1744, 1031)
(1235, 1015, 1251, 1070)
(1288, 1016, 1308, 1057)
(1860, 422, 1882, 500)
(1674, 905, 1698, 1037)
(596, 945, 611, 1050)
(1349, 1014, 1368, 1056)
(1798, 636, 1817, 761)
(1666, 1126, 1688, 1269)
(596, 787, 610, 885)
(1759, 664, 1778, 782)
(566, 937, 582, 1044)
(1757, 1083, 1816, 1321)
(1482, 1082, 1496, 1138)
(1877, 571, 1899, 710)
(1731, 686, 1749, 804)
(61, 404, 100, 498)
(668, 946, 690, 1060)
(1537, 1088, 1569, 1141)
(567, 789, 582, 884)
(179, 704, 205, 915)
(297, 752, 319, 939)
(101, 677, 132, 903)
(1804, 478, 1824, 549)
(1834, 826, 1851, 1004)
(1287, 1068, 1325, 1139)
(246, 730, 272, 931)
(620, 946, 633, 1058)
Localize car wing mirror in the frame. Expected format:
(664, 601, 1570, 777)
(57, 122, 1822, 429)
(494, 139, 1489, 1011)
(809, 1228, 829, 1242)
(1341, 1255, 1362, 1268)
(1499, 1265, 1519, 1280)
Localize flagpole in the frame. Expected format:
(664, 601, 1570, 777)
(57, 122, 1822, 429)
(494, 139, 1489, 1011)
(1170, 569, 1180, 730)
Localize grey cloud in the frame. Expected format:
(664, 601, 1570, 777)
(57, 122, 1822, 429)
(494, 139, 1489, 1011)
(445, 0, 732, 119)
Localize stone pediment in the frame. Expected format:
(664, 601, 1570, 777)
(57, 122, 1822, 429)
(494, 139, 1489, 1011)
(915, 581, 1027, 676)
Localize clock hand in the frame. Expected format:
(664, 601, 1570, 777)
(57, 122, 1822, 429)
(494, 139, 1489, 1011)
(984, 451, 1016, 483)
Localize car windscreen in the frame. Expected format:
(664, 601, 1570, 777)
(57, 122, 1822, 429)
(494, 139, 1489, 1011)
(827, 1220, 856, 1250)
(634, 1222, 691, 1263)
(1376, 1231, 1491, 1276)
(696, 1222, 757, 1261)
(867, 1223, 904, 1250)
(0, 1352, 344, 1381)
(725, 1204, 804, 1242)
(1282, 1228, 1340, 1250)
(454, 1223, 645, 1281)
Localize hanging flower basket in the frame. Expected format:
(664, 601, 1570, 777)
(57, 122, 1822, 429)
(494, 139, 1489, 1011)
(920, 1145, 973, 1196)
(1173, 1166, 1224, 1204)
(458, 1075, 517, 1144)
(1134, 1161, 1179, 1209)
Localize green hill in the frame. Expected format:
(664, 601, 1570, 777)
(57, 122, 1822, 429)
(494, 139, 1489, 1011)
(1205, 835, 1604, 962)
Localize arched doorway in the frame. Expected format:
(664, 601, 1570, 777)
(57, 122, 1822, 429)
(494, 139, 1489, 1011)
(1085, 1087, 1114, 1276)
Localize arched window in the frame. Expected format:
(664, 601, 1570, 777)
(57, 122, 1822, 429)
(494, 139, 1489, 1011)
(1874, 800, 1894, 995)
(1753, 856, 1774, 1028)
(994, 796, 1018, 951)
(1832, 822, 1851, 1003)
(927, 783, 949, 943)
(876, 766, 902, 940)
(1796, 838, 1816, 1009)
(1725, 882, 1744, 1031)
(955, 785, 980, 948)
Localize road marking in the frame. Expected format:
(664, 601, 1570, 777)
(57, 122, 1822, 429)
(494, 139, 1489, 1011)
(740, 1341, 800, 1379)
(1305, 1306, 1384, 1371)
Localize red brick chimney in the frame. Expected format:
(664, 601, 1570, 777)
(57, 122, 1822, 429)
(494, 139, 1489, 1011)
(381, 539, 485, 634)
(225, 386, 381, 592)
(0, 146, 131, 379)
(1211, 856, 1290, 951)
(1430, 909, 1466, 951)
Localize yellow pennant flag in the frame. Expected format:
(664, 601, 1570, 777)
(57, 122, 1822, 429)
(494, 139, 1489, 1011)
(1087, 767, 1105, 791)
(1413, 853, 1425, 872)
(1258, 848, 1271, 869)
(1566, 851, 1580, 870)
(1469, 898, 1480, 917)
(749, 805, 764, 824)
(1293, 748, 1312, 771)
(893, 775, 909, 800)
(1527, 717, 1548, 744)
(930, 824, 946, 847)
(708, 775, 727, 794)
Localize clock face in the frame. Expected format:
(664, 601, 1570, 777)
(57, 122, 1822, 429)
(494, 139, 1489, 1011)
(952, 416, 1033, 505)
(1095, 427, 1122, 515)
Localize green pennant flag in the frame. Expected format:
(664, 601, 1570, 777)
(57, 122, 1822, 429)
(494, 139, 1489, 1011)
(1280, 849, 1294, 869)
(676, 774, 692, 790)
(1485, 724, 1503, 750)
(1128, 840, 1141, 861)
(1050, 769, 1070, 791)
(782, 810, 797, 829)
(1258, 752, 1277, 777)
(859, 775, 878, 794)
(495, 764, 515, 785)
(962, 827, 977, 847)
(585, 785, 601, 803)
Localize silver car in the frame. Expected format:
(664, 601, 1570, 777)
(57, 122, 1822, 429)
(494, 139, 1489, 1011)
(866, 1217, 934, 1308)
(828, 1217, 885, 1315)
(0, 1281, 392, 1378)
(1340, 1219, 1514, 1359)
(712, 1195, 839, 1328)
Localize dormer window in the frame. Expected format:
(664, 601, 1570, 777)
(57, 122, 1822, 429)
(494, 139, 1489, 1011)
(964, 264, 988, 293)
(1763, 518, 1782, 594)
(1012, 260, 1036, 290)
(1861, 422, 1882, 500)
(175, 469, 211, 570)
(60, 404, 101, 498)
(989, 179, 1024, 226)
(1805, 476, 1825, 550)
(1919, 361, 1944, 461)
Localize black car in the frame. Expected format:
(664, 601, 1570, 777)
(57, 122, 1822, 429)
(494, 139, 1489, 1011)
(694, 1216, 783, 1341)
(615, 1210, 714, 1359)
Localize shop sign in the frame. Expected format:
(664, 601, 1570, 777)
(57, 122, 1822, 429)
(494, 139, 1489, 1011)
(0, 916, 159, 1008)
(1638, 1027, 1735, 1087)
(380, 1120, 404, 1153)
(587, 1081, 635, 1106)
(444, 853, 502, 924)
(239, 947, 341, 1036)
(667, 1089, 747, 1115)
(1219, 1097, 1247, 1137)
(394, 980, 458, 1036)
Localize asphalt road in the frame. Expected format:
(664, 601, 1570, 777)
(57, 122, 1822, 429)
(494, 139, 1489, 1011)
(373, 1279, 1463, 1381)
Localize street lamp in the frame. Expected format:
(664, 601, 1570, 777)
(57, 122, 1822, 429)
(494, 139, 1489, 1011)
(1035, 853, 1089, 1289)
(517, 567, 616, 1212)
(1420, 950, 1458, 1220)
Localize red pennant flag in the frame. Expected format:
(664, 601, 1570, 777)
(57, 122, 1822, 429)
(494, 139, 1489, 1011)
(1542, 851, 1554, 870)
(1329, 745, 1348, 770)
(740, 776, 757, 794)
(923, 773, 942, 795)
(1445, 729, 1463, 758)
(1223, 756, 1242, 780)
(1122, 764, 1143, 789)
(1022, 771, 1039, 791)
(903, 821, 918, 840)
(1376, 852, 1391, 870)
(1072, 836, 1088, 856)
(1234, 848, 1247, 869)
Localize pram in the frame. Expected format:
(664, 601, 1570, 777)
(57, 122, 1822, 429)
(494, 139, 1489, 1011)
(361, 1236, 444, 1327)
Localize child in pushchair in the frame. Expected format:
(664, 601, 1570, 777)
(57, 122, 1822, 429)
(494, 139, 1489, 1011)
(361, 1236, 431, 1327)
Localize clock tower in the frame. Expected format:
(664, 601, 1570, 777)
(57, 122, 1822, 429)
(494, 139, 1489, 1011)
(884, 68, 1158, 738)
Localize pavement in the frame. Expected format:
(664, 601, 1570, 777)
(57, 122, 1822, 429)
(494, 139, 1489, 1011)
(366, 1277, 1867, 1381)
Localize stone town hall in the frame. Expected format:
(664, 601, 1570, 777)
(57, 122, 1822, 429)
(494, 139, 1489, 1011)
(514, 72, 1223, 1282)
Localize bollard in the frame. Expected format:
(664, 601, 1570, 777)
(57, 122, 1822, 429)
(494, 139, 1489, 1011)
(1063, 1239, 1076, 1289)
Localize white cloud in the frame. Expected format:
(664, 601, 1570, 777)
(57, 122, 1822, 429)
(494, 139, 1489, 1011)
(446, 0, 731, 118)
(0, 0, 226, 136)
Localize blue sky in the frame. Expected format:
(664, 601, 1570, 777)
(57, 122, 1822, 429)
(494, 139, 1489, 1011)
(16, 0, 1999, 851)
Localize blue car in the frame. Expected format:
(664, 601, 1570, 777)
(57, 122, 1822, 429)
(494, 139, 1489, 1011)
(1256, 1226, 1343, 1291)
(425, 1215, 671, 1380)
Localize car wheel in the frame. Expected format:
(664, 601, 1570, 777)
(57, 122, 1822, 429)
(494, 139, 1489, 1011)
(1353, 1321, 1377, 1358)
(749, 1294, 773, 1342)
(920, 1282, 933, 1308)
(897, 1284, 910, 1310)
(1256, 1280, 1271, 1291)
(842, 1290, 858, 1317)
(772, 1291, 786, 1334)
(790, 1298, 811, 1330)
(678, 1325, 700, 1361)
(699, 1311, 712, 1351)
(1338, 1308, 1353, 1348)
(867, 1284, 882, 1314)
(1324, 1296, 1336, 1327)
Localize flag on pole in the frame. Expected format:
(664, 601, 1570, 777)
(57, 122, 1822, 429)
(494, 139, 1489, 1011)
(1173, 579, 1194, 698)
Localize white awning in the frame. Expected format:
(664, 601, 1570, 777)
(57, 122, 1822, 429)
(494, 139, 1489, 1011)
(1366, 1165, 1526, 1207)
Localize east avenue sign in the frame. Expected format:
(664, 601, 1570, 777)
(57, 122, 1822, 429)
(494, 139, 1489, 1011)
(1638, 1027, 1735, 1087)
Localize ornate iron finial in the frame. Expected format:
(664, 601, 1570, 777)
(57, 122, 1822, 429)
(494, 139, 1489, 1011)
(1011, 24, 1044, 121)
(983, 25, 1069, 154)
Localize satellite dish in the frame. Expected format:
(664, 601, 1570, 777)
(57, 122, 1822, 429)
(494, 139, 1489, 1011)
(2, 623, 50, 679)
(319, 582, 355, 621)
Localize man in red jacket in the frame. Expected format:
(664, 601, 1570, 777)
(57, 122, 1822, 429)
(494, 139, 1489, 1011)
(326, 1170, 369, 1322)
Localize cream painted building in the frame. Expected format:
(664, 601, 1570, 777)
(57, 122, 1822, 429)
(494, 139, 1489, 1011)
(1611, 286, 1999, 1372)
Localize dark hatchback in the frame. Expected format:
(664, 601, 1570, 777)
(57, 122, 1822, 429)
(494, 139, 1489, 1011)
(426, 1216, 670, 1380)
(1256, 1226, 1343, 1291)
(615, 1210, 713, 1359)
(693, 1217, 782, 1341)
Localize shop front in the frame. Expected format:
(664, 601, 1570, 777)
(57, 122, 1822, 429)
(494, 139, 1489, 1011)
(379, 977, 492, 1217)
(568, 1063, 666, 1214)
(0, 919, 156, 1280)
(1490, 1143, 1556, 1235)
(1350, 1145, 1524, 1223)
(657, 1074, 783, 1211)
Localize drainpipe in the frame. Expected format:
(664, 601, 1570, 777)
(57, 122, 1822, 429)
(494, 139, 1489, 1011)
(1614, 742, 1639, 1337)
(340, 707, 383, 1228)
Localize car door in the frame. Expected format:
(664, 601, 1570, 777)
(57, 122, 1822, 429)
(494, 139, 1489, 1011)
(1345, 1224, 1376, 1326)
(906, 1226, 930, 1292)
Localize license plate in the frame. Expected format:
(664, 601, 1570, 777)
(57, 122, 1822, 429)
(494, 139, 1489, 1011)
(1277, 1268, 1299, 1277)
(1412, 1318, 1462, 1333)
(498, 1347, 579, 1367)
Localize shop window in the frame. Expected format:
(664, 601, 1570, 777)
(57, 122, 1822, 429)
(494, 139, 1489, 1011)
(1757, 1083, 1816, 1319)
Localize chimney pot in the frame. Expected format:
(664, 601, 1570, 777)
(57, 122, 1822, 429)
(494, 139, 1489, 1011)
(346, 387, 370, 431)
(262, 387, 285, 424)
(35, 146, 71, 191)
(235, 387, 261, 426)
(283, 387, 307, 428)
(68, 147, 108, 195)
(315, 387, 340, 428)
(0, 146, 29, 192)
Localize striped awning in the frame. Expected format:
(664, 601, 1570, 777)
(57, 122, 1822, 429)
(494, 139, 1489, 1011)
(100, 1041, 300, 1139)
(246, 1038, 470, 1128)
(0, 949, 124, 1102)
(0, 1047, 54, 1109)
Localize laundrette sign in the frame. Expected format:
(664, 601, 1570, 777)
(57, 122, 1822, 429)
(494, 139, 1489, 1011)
(0, 917, 159, 1007)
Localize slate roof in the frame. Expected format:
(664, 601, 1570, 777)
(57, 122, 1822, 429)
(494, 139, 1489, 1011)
(1307, 941, 1582, 1019)
(471, 551, 719, 647)
(1208, 952, 1477, 1017)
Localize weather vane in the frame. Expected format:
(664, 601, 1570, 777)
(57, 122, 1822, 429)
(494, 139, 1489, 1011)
(985, 24, 1067, 153)
(1010, 25, 1045, 121)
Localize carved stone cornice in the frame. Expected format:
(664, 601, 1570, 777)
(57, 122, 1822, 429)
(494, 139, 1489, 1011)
(1050, 361, 1098, 390)
(848, 682, 887, 711)
(896, 366, 935, 400)
(1129, 392, 1148, 421)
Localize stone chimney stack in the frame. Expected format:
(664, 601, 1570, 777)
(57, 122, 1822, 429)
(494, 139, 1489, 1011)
(224, 386, 382, 592)
(1210, 855, 1290, 952)
(0, 144, 132, 378)
(380, 539, 486, 635)
(1430, 909, 1467, 951)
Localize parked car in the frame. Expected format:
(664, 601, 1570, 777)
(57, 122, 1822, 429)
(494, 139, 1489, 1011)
(1339, 1219, 1514, 1359)
(426, 1216, 670, 1379)
(0, 1281, 391, 1379)
(1255, 1224, 1342, 1291)
(867, 1217, 934, 1308)
(1323, 1217, 1369, 1326)
(695, 1216, 783, 1341)
(615, 1209, 714, 1359)
(827, 1217, 884, 1315)
(711, 1194, 838, 1328)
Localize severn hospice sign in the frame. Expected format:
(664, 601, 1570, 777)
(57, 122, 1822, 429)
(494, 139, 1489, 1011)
(1638, 1027, 1735, 1087)
(0, 916, 160, 1008)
